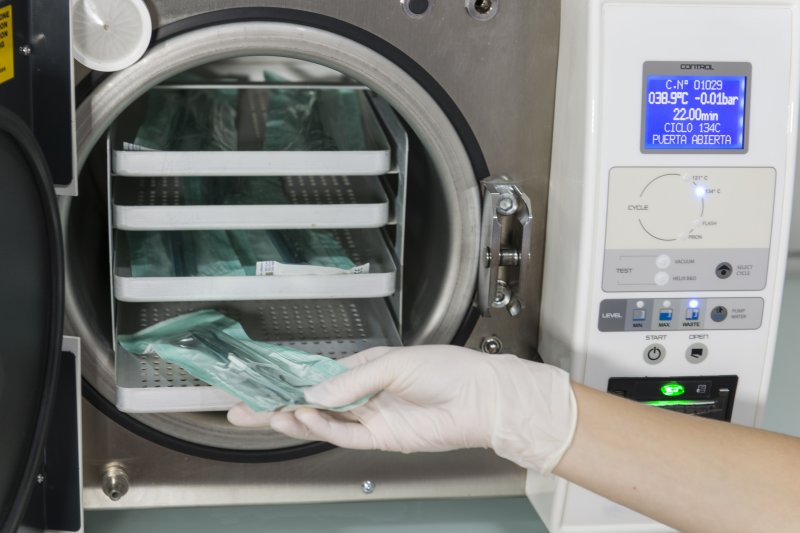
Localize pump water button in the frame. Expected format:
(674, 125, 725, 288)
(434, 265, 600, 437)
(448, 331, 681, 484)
(710, 305, 728, 322)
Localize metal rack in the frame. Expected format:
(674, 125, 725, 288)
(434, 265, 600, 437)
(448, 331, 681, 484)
(113, 228, 397, 302)
(112, 88, 392, 176)
(115, 299, 402, 413)
(112, 175, 391, 230)
(107, 84, 408, 413)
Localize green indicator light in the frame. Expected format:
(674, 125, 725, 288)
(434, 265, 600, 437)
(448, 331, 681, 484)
(660, 382, 686, 397)
(645, 400, 707, 407)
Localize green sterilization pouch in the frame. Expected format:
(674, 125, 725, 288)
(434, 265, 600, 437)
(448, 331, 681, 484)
(262, 87, 367, 151)
(133, 88, 239, 151)
(117, 310, 368, 412)
(127, 229, 363, 278)
(280, 230, 357, 270)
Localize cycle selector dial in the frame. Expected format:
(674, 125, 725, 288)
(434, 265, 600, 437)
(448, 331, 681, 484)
(637, 173, 704, 242)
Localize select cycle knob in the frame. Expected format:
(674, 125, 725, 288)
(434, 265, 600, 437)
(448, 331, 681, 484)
(715, 262, 733, 279)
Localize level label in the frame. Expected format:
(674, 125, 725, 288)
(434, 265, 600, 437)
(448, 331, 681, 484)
(0, 5, 13, 85)
(598, 297, 763, 332)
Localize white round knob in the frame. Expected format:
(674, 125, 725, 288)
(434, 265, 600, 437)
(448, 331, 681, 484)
(72, 0, 151, 72)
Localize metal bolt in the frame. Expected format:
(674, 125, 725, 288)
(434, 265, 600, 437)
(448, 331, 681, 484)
(496, 192, 518, 216)
(484, 247, 493, 267)
(474, 0, 492, 14)
(492, 280, 512, 308)
(102, 464, 130, 502)
(466, 0, 498, 20)
(506, 298, 523, 317)
(498, 248, 521, 267)
(36, 473, 45, 484)
(19, 45, 32, 56)
(361, 480, 376, 494)
(481, 336, 503, 354)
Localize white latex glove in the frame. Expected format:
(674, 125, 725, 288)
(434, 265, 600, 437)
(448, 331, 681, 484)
(227, 345, 578, 474)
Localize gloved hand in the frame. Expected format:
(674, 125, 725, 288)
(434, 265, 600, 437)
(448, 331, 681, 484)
(227, 345, 578, 474)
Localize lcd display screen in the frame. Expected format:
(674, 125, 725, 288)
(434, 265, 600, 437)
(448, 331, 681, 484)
(642, 74, 747, 151)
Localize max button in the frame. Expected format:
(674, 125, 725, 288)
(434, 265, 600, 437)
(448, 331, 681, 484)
(643, 343, 666, 364)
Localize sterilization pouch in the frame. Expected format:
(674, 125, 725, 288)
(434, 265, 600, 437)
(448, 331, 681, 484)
(117, 310, 368, 412)
(132, 87, 238, 151)
(280, 230, 358, 269)
(126, 229, 368, 277)
(127, 232, 176, 277)
(261, 87, 367, 151)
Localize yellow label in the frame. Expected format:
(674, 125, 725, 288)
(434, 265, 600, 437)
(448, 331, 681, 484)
(0, 4, 14, 85)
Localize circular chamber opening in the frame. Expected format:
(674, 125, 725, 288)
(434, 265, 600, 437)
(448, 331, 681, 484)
(63, 21, 481, 454)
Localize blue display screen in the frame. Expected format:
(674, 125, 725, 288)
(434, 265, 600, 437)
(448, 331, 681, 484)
(643, 75, 747, 151)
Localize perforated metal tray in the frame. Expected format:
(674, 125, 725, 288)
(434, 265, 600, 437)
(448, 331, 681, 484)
(112, 89, 391, 177)
(112, 176, 390, 230)
(115, 298, 401, 413)
(113, 228, 396, 302)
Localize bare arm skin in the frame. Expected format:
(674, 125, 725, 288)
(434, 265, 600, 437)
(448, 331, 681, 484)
(554, 383, 800, 533)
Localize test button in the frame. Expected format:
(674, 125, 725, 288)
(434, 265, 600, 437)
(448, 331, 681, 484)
(655, 254, 671, 269)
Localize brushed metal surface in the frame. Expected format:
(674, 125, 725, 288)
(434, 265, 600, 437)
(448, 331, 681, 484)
(81, 400, 526, 509)
(67, 0, 558, 506)
(142, 0, 560, 357)
(66, 20, 484, 449)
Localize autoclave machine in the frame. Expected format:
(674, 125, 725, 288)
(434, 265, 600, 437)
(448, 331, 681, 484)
(1, 0, 799, 532)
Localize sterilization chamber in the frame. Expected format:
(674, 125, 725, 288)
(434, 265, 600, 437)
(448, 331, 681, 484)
(23, 0, 554, 515)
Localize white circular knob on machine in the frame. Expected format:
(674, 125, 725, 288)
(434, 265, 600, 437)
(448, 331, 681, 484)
(71, 0, 152, 72)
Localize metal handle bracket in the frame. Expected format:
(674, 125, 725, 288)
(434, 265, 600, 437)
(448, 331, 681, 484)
(478, 176, 533, 317)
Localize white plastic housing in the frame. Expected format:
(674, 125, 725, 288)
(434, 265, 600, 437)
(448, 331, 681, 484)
(531, 1, 800, 531)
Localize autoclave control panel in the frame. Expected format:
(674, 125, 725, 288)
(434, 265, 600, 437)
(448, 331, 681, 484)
(595, 60, 781, 370)
(582, 9, 796, 432)
(534, 3, 800, 532)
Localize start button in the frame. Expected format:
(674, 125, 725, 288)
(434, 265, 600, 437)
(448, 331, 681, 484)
(643, 343, 666, 364)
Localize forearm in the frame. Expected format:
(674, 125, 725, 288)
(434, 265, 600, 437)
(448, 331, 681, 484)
(553, 383, 800, 533)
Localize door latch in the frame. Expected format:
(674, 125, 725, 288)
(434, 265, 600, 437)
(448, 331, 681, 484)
(478, 176, 533, 317)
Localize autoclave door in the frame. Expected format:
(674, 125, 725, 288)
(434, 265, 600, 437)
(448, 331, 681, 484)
(0, 107, 66, 532)
(0, 0, 71, 529)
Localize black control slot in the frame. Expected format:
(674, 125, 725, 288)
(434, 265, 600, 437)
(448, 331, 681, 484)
(608, 375, 738, 421)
